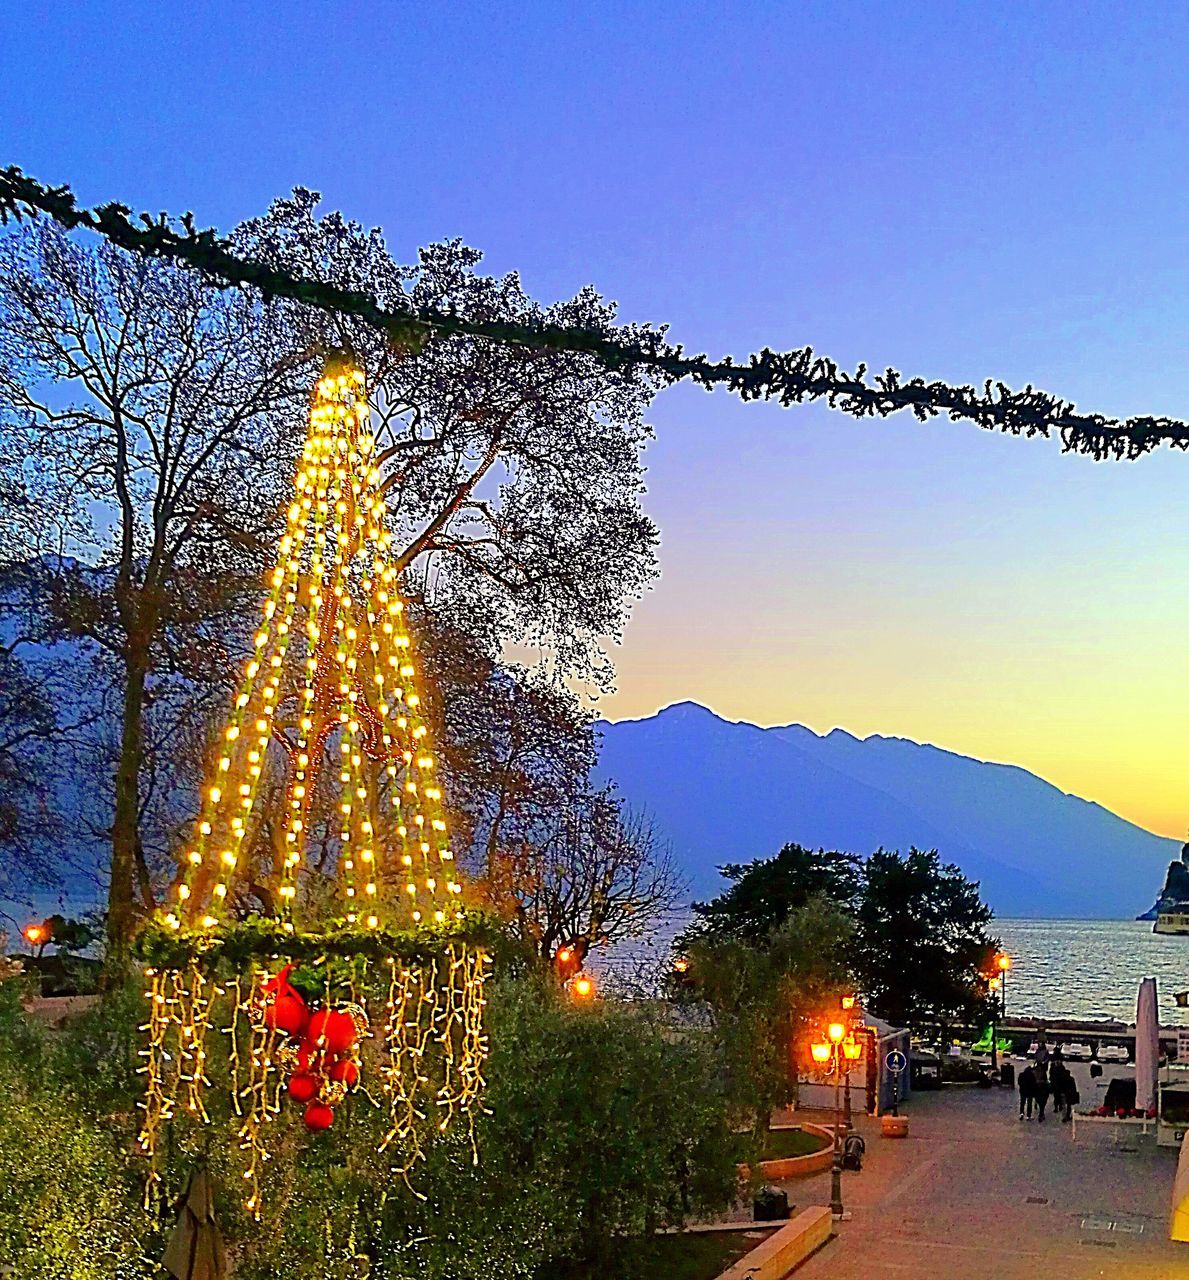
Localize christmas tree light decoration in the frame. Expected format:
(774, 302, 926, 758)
(134, 354, 494, 1215)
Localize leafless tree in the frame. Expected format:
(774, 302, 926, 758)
(490, 788, 685, 965)
(234, 193, 662, 689)
(0, 221, 311, 972)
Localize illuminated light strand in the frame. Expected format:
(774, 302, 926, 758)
(351, 442, 461, 923)
(335, 586, 366, 918)
(375, 946, 489, 1174)
(178, 961, 213, 1121)
(236, 970, 279, 1221)
(173, 436, 315, 926)
(276, 422, 339, 917)
(137, 361, 491, 1216)
(135, 968, 172, 1209)
(205, 437, 330, 917)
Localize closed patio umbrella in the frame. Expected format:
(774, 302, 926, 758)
(161, 1165, 227, 1280)
(1136, 976, 1159, 1115)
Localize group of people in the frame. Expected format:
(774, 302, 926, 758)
(1018, 1042, 1079, 1124)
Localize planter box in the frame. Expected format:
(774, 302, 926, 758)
(880, 1114, 909, 1139)
(713, 1208, 833, 1280)
(737, 1124, 835, 1181)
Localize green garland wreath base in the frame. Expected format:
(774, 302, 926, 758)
(134, 909, 502, 972)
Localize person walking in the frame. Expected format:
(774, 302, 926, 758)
(1050, 1051, 1067, 1120)
(1018, 1064, 1036, 1120)
(1050, 1052, 1076, 1123)
(1033, 1059, 1051, 1124)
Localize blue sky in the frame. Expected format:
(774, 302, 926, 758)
(4, 2, 1189, 834)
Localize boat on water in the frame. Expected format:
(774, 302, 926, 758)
(1154, 909, 1189, 936)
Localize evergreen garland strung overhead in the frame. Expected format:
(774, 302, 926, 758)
(1, 164, 1185, 462)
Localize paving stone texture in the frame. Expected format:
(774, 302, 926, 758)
(780, 1083, 1189, 1279)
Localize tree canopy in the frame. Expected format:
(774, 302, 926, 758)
(852, 847, 997, 1029)
(682, 842, 862, 946)
(684, 841, 998, 1029)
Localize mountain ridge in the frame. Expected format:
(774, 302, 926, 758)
(594, 701, 1176, 918)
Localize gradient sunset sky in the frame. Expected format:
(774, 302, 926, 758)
(4, 4, 1188, 837)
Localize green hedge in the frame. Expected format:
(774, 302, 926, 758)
(0, 973, 736, 1279)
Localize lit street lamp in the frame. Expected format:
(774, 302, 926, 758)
(22, 922, 48, 957)
(996, 952, 1011, 1021)
(842, 1033, 862, 1130)
(812, 1014, 863, 1221)
(986, 952, 1012, 1073)
(989, 976, 1001, 1072)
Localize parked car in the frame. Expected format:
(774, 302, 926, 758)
(1064, 1042, 1091, 1060)
(1099, 1044, 1129, 1063)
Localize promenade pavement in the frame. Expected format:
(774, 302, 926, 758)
(781, 1082, 1189, 1279)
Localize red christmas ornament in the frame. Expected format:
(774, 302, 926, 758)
(328, 1058, 360, 1088)
(267, 992, 310, 1039)
(303, 1101, 335, 1131)
(296, 1041, 327, 1075)
(308, 1008, 357, 1056)
(260, 965, 311, 1039)
(288, 1072, 320, 1104)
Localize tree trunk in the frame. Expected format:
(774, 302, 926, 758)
(104, 640, 148, 985)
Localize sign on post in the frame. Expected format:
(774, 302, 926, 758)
(884, 1047, 907, 1117)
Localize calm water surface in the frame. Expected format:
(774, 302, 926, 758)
(601, 916, 1189, 1025)
(997, 918, 1189, 1025)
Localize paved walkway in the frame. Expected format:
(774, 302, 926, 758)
(781, 1085, 1188, 1279)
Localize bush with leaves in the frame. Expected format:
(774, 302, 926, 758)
(0, 980, 159, 1279)
(678, 895, 853, 1139)
(231, 975, 737, 1279)
(0, 971, 735, 1278)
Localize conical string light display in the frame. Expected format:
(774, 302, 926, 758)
(135, 354, 493, 1215)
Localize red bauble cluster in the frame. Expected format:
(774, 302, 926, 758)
(1090, 1104, 1158, 1119)
(259, 967, 366, 1131)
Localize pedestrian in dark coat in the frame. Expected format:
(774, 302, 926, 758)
(1019, 1064, 1036, 1120)
(1050, 1056, 1076, 1123)
(1033, 1060, 1050, 1123)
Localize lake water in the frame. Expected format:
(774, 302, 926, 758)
(600, 915, 1189, 1026)
(997, 918, 1189, 1026)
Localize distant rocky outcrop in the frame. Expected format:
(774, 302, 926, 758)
(1138, 841, 1189, 920)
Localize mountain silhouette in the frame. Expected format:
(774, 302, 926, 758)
(595, 701, 1177, 918)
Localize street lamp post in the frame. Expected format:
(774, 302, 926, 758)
(997, 953, 1011, 1022)
(985, 952, 1012, 1075)
(842, 1035, 864, 1133)
(813, 1019, 861, 1221)
(843, 1050, 853, 1132)
(990, 976, 1001, 1073)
